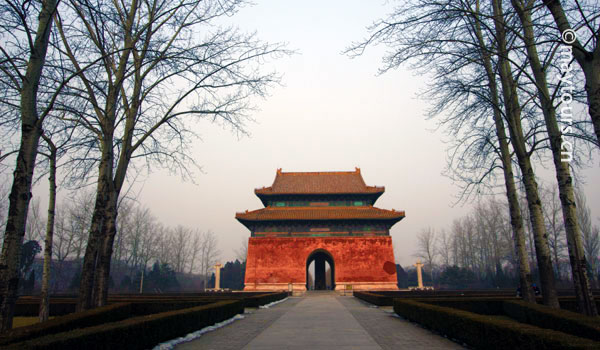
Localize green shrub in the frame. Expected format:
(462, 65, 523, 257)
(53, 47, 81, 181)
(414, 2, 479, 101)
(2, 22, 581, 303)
(393, 299, 600, 350)
(14, 302, 77, 317)
(353, 292, 393, 306)
(0, 303, 132, 346)
(129, 301, 213, 315)
(2, 300, 236, 346)
(375, 290, 517, 298)
(244, 292, 287, 307)
(503, 300, 600, 341)
(418, 297, 512, 315)
(5, 300, 244, 350)
(557, 297, 600, 313)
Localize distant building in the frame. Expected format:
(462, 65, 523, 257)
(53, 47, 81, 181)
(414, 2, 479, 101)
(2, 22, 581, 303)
(236, 168, 405, 293)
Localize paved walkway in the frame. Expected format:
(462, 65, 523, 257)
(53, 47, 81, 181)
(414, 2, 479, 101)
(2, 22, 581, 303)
(176, 292, 465, 350)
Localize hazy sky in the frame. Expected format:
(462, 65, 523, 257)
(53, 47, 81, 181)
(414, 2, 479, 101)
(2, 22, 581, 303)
(29, 0, 600, 267)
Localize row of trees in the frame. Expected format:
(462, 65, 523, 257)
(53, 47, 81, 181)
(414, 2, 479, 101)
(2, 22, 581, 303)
(13, 191, 221, 293)
(348, 0, 599, 315)
(0, 0, 283, 330)
(415, 189, 599, 289)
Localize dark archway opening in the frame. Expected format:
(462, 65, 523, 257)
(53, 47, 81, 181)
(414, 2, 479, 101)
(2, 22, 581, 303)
(306, 250, 335, 290)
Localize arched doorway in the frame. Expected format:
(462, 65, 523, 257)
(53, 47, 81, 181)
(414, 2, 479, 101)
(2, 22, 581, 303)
(306, 250, 335, 290)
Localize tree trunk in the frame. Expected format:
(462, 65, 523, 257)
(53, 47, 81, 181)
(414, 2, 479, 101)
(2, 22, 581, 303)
(0, 0, 57, 331)
(0, 128, 42, 331)
(584, 68, 600, 146)
(492, 0, 560, 308)
(83, 115, 132, 308)
(512, 0, 597, 316)
(39, 139, 57, 322)
(76, 152, 114, 311)
(93, 192, 118, 307)
(471, 4, 535, 302)
(76, 26, 134, 308)
(543, 0, 600, 147)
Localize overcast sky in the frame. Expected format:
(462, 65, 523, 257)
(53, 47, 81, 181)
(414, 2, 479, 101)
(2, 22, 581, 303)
(29, 0, 600, 267)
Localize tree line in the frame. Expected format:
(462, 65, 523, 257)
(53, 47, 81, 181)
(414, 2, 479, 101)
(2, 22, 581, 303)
(412, 188, 599, 289)
(2, 185, 222, 294)
(0, 0, 285, 330)
(347, 0, 599, 316)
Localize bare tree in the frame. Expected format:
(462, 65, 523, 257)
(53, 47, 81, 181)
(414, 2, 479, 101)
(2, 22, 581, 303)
(470, 2, 535, 300)
(50, 207, 78, 291)
(38, 134, 57, 322)
(37, 118, 80, 321)
(113, 200, 133, 271)
(541, 184, 566, 280)
(187, 231, 202, 274)
(589, 225, 600, 285)
(0, 0, 61, 330)
(153, 224, 173, 268)
(543, 0, 600, 145)
(52, 0, 285, 310)
(576, 189, 600, 288)
(66, 190, 94, 261)
(199, 230, 220, 288)
(345, 0, 541, 302)
(235, 238, 248, 263)
(415, 228, 437, 282)
(136, 223, 157, 277)
(0, 184, 9, 227)
(490, 0, 559, 307)
(510, 0, 597, 315)
(119, 204, 149, 272)
(171, 226, 191, 274)
(25, 199, 44, 242)
(437, 230, 452, 267)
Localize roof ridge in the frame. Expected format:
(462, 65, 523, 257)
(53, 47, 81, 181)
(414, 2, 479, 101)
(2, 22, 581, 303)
(277, 167, 360, 174)
(264, 205, 374, 210)
(278, 171, 359, 175)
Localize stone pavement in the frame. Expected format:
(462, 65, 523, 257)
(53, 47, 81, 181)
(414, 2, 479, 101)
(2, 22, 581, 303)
(175, 292, 465, 350)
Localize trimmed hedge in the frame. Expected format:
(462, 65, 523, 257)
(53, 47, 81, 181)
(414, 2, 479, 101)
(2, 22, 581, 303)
(354, 292, 393, 306)
(374, 289, 600, 297)
(558, 297, 600, 313)
(354, 291, 520, 307)
(1, 301, 215, 346)
(15, 302, 77, 317)
(5, 300, 244, 350)
(377, 289, 517, 296)
(243, 292, 288, 308)
(418, 297, 514, 315)
(503, 300, 600, 341)
(129, 301, 212, 315)
(0, 303, 132, 346)
(354, 292, 518, 308)
(394, 299, 600, 349)
(14, 298, 230, 317)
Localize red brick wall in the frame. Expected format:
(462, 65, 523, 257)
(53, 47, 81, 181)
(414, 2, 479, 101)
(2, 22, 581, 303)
(244, 236, 397, 286)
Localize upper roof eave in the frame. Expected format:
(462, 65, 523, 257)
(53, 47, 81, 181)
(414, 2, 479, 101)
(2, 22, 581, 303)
(254, 187, 385, 195)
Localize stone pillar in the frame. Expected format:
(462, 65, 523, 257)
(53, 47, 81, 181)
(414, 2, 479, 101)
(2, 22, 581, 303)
(214, 263, 222, 290)
(414, 260, 424, 289)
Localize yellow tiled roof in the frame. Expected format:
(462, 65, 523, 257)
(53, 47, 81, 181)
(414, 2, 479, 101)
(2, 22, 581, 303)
(255, 168, 384, 195)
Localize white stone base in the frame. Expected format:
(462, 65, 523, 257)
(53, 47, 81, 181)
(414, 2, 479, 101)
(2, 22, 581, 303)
(244, 281, 398, 295)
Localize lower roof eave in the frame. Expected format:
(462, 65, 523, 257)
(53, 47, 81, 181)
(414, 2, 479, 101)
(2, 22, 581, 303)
(235, 216, 405, 229)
